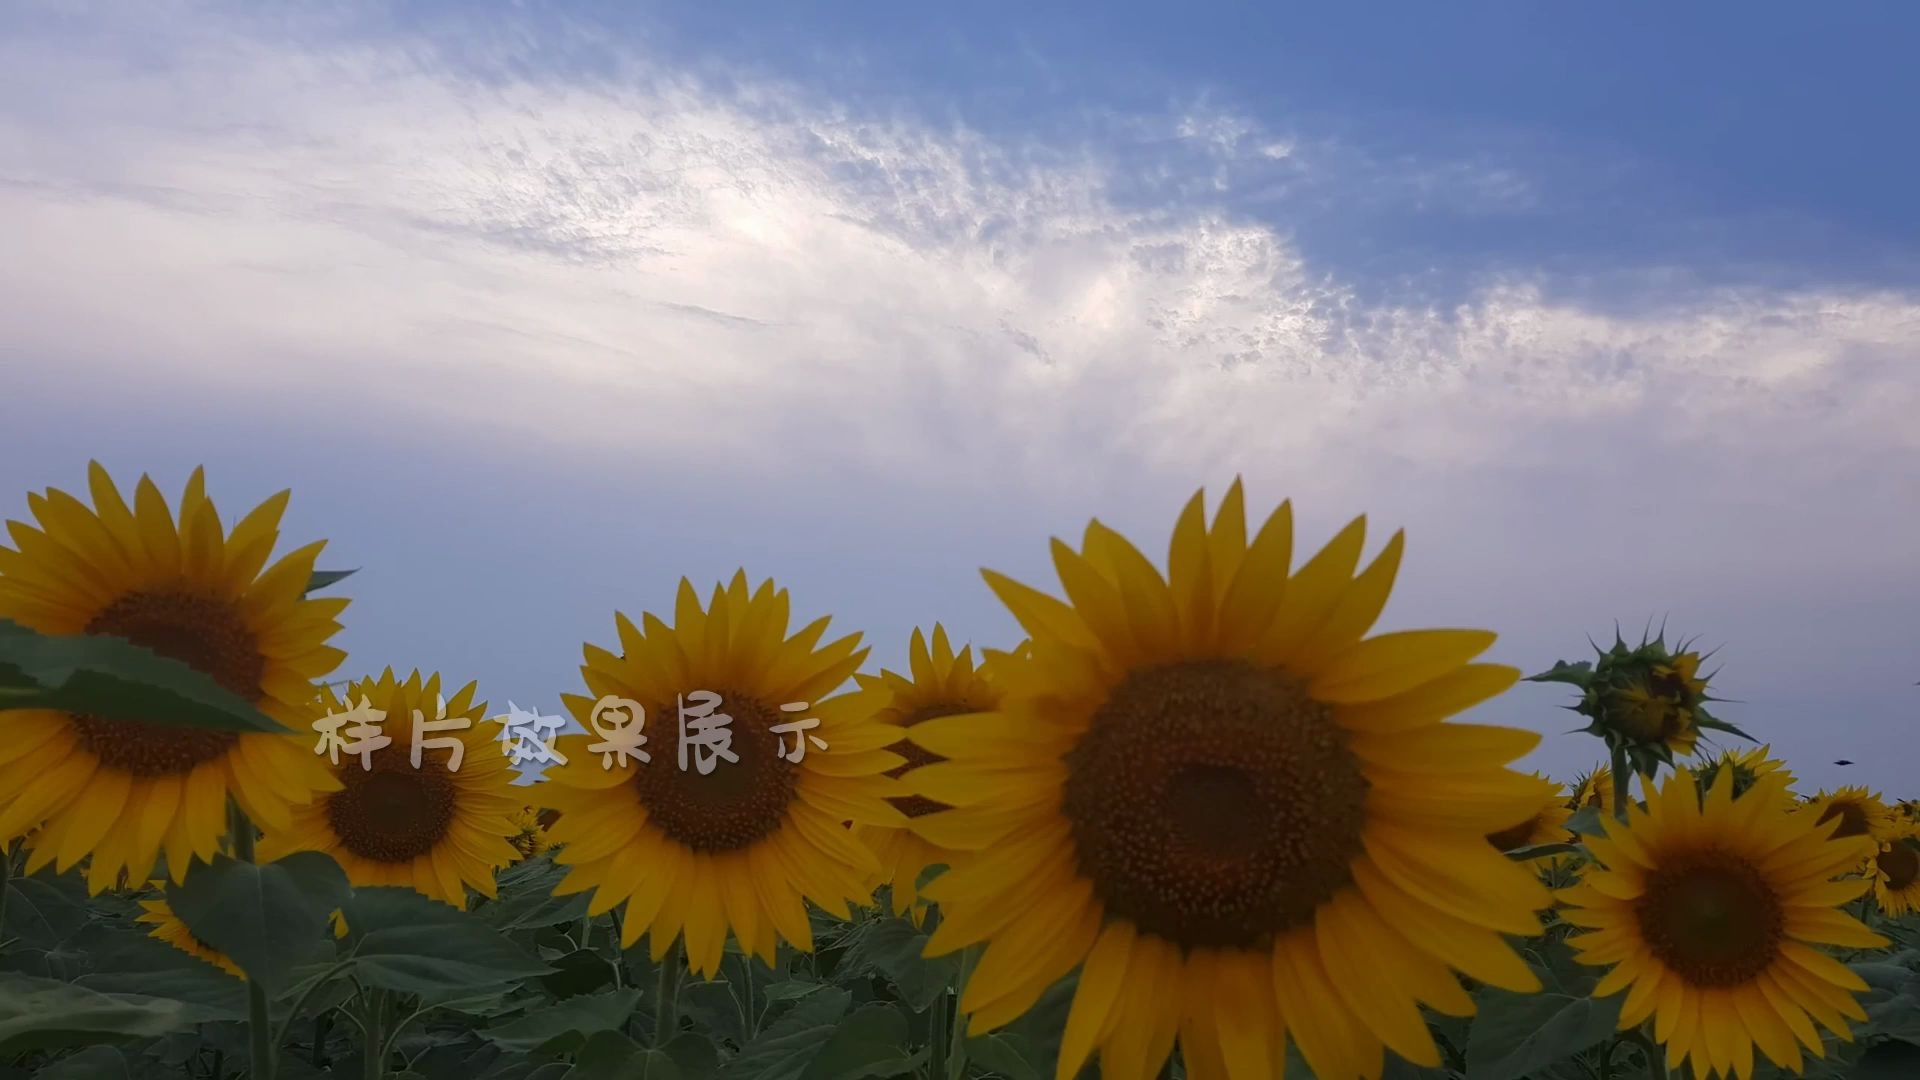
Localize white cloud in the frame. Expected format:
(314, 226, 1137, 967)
(2, 2, 1916, 788)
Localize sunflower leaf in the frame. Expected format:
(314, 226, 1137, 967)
(1562, 806, 1609, 838)
(304, 568, 358, 595)
(0, 973, 208, 1054)
(0, 618, 291, 733)
(484, 987, 644, 1055)
(1505, 842, 1581, 862)
(338, 885, 553, 994)
(962, 1033, 1047, 1080)
(164, 851, 349, 994)
(833, 916, 960, 1011)
(1464, 988, 1623, 1080)
(723, 987, 852, 1080)
(796, 1003, 919, 1080)
(564, 1031, 686, 1079)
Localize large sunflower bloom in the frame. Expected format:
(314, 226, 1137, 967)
(849, 624, 1003, 924)
(908, 482, 1552, 1080)
(1486, 775, 1574, 860)
(1558, 770, 1886, 1079)
(542, 573, 906, 978)
(1872, 822, 1920, 917)
(137, 887, 244, 979)
(0, 464, 347, 893)
(257, 670, 522, 906)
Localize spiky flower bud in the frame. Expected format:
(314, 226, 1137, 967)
(1527, 625, 1750, 779)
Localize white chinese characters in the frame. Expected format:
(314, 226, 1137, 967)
(309, 693, 472, 772)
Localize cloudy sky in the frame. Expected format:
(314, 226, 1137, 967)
(3, 1, 1915, 793)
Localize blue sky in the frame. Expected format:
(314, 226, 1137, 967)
(2, 0, 1916, 794)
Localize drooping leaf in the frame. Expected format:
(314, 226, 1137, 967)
(485, 988, 644, 1055)
(1505, 842, 1581, 862)
(1563, 806, 1608, 838)
(1523, 660, 1593, 687)
(0, 973, 208, 1053)
(0, 618, 289, 733)
(538, 948, 618, 999)
(340, 885, 553, 994)
(1465, 989, 1623, 1080)
(164, 851, 349, 993)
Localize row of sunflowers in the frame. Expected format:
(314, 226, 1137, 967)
(0, 463, 1916, 1080)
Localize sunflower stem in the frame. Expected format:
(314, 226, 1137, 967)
(361, 990, 388, 1080)
(0, 838, 14, 951)
(945, 943, 981, 1080)
(228, 801, 277, 1080)
(654, 936, 683, 1047)
(1609, 743, 1632, 823)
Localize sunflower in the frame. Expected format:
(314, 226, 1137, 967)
(1486, 774, 1574, 861)
(510, 806, 554, 861)
(1690, 743, 1794, 801)
(0, 464, 347, 893)
(849, 624, 1003, 924)
(907, 482, 1553, 1080)
(1798, 786, 1896, 846)
(257, 669, 522, 906)
(1558, 769, 1886, 1079)
(541, 572, 906, 978)
(137, 887, 244, 979)
(1568, 765, 1615, 812)
(1872, 825, 1920, 917)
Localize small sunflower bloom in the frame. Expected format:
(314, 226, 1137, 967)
(851, 624, 1003, 924)
(1559, 769, 1885, 1079)
(257, 669, 523, 906)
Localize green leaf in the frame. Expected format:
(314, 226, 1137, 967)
(1853, 1040, 1920, 1080)
(539, 947, 618, 999)
(0, 618, 289, 733)
(1, 869, 92, 949)
(761, 979, 830, 1003)
(70, 927, 249, 1019)
(164, 851, 348, 993)
(1563, 806, 1608, 838)
(484, 863, 592, 932)
(340, 886, 553, 994)
(724, 987, 853, 1080)
(32, 1045, 165, 1080)
(963, 1032, 1047, 1080)
(304, 568, 358, 594)
(799, 1003, 917, 1080)
(1465, 989, 1623, 1080)
(0, 973, 207, 1054)
(663, 1032, 723, 1079)
(486, 988, 644, 1055)
(1523, 660, 1593, 687)
(566, 1030, 686, 1080)
(1505, 842, 1581, 861)
(835, 916, 960, 1011)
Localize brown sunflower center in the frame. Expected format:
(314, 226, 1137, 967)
(325, 746, 457, 863)
(70, 587, 264, 776)
(1878, 843, 1920, 890)
(1487, 813, 1543, 853)
(1816, 800, 1871, 839)
(885, 703, 972, 819)
(1060, 659, 1369, 950)
(633, 691, 797, 853)
(1635, 849, 1783, 987)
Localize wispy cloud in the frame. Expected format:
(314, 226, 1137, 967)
(2, 2, 1915, 787)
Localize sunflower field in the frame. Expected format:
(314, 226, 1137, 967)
(2, 464, 1917, 1080)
